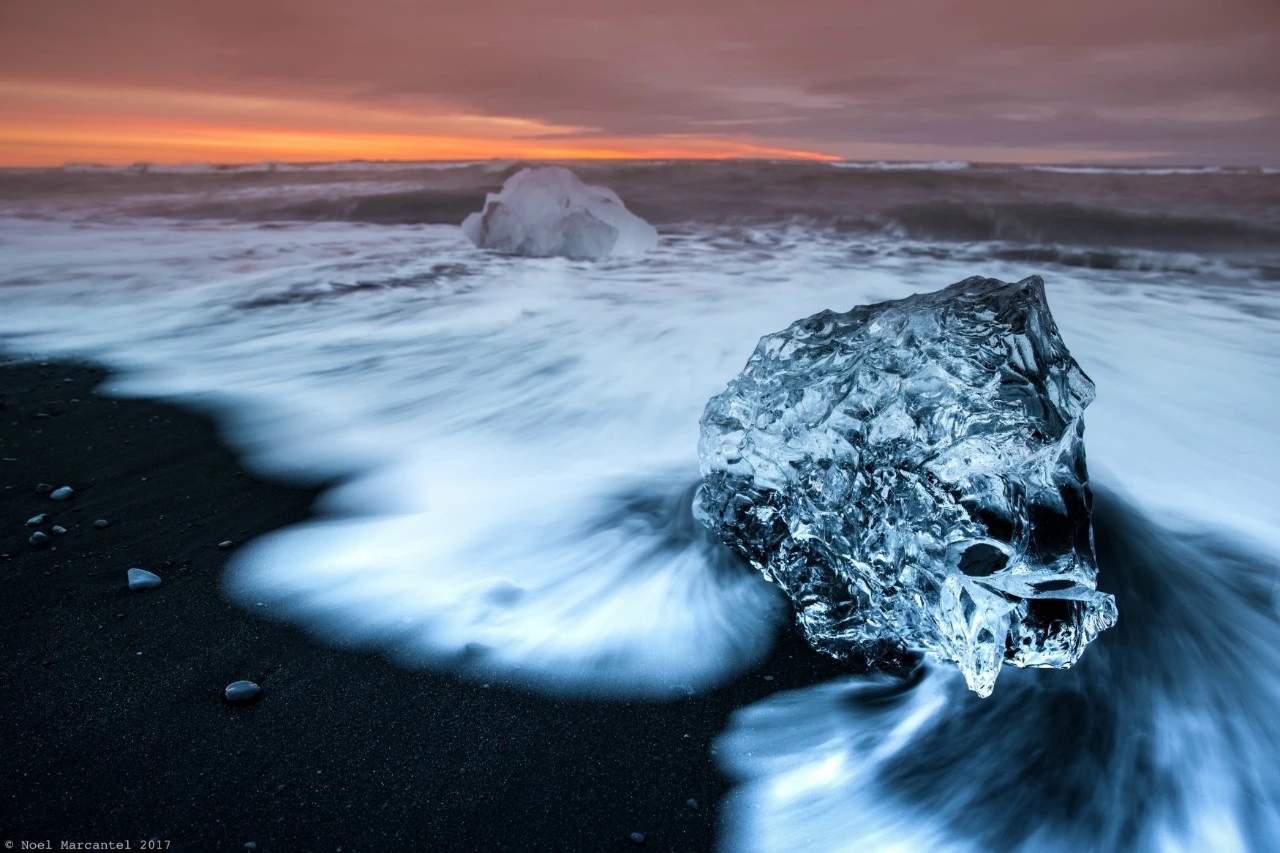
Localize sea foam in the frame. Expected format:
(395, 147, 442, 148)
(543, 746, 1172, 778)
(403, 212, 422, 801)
(0, 213, 1277, 701)
(0, 162, 1278, 853)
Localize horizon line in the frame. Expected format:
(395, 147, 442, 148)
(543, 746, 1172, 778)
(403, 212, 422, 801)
(2, 156, 1275, 171)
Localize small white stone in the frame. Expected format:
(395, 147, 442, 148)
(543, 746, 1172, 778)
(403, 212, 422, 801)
(51, 525, 67, 535)
(29, 531, 50, 546)
(127, 568, 162, 590)
(94, 519, 110, 528)
(26, 514, 47, 526)
(217, 540, 234, 551)
(49, 486, 74, 501)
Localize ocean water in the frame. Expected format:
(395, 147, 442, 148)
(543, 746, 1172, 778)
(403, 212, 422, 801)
(2, 160, 1279, 850)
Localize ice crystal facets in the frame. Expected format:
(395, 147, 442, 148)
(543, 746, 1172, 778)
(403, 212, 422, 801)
(696, 276, 1117, 696)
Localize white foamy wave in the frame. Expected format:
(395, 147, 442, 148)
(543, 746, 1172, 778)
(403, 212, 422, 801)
(944, 242, 1268, 282)
(1023, 164, 1234, 176)
(830, 160, 970, 172)
(0, 212, 1278, 707)
(718, 489, 1280, 852)
(236, 461, 784, 696)
(0, 217, 835, 696)
(3, 203, 1280, 849)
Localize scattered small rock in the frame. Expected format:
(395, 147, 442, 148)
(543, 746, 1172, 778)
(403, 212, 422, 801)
(26, 514, 47, 526)
(686, 798, 698, 809)
(244, 843, 257, 851)
(763, 675, 774, 681)
(94, 518, 110, 528)
(127, 568, 162, 590)
(49, 486, 74, 501)
(51, 525, 67, 535)
(629, 832, 647, 845)
(217, 540, 234, 551)
(35, 483, 53, 494)
(225, 680, 262, 703)
(29, 531, 50, 546)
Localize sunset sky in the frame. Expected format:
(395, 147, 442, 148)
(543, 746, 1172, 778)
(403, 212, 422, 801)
(1, 0, 1277, 167)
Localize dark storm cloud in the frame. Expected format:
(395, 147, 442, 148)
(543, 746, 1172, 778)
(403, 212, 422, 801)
(1, 0, 1277, 162)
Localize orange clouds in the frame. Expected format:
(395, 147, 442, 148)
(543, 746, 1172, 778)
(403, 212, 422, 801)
(0, 80, 839, 166)
(1, 0, 1276, 165)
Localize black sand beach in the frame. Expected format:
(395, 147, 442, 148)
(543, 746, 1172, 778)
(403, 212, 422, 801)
(0, 359, 849, 852)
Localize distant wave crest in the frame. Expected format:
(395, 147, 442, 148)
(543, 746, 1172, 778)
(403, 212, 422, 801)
(830, 160, 970, 172)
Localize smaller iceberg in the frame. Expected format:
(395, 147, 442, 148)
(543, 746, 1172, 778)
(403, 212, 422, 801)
(461, 166, 659, 259)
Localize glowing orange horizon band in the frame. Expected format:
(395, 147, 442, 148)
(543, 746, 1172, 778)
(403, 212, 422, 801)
(0, 78, 841, 167)
(0, 80, 1171, 168)
(0, 121, 841, 168)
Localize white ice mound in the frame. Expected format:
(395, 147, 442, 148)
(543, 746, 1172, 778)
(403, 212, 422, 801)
(461, 166, 658, 259)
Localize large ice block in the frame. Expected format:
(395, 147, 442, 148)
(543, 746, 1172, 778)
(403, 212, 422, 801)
(696, 275, 1117, 696)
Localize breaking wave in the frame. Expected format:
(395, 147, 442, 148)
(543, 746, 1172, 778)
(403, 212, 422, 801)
(1023, 164, 1241, 176)
(829, 160, 970, 172)
(875, 201, 1280, 253)
(5, 159, 1277, 262)
(0, 160, 1278, 847)
(718, 488, 1280, 852)
(231, 467, 784, 698)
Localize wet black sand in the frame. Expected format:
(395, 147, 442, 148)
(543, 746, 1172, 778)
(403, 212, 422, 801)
(0, 359, 849, 852)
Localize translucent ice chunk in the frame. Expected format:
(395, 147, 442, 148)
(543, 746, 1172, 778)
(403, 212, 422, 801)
(461, 166, 658, 259)
(696, 275, 1117, 696)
